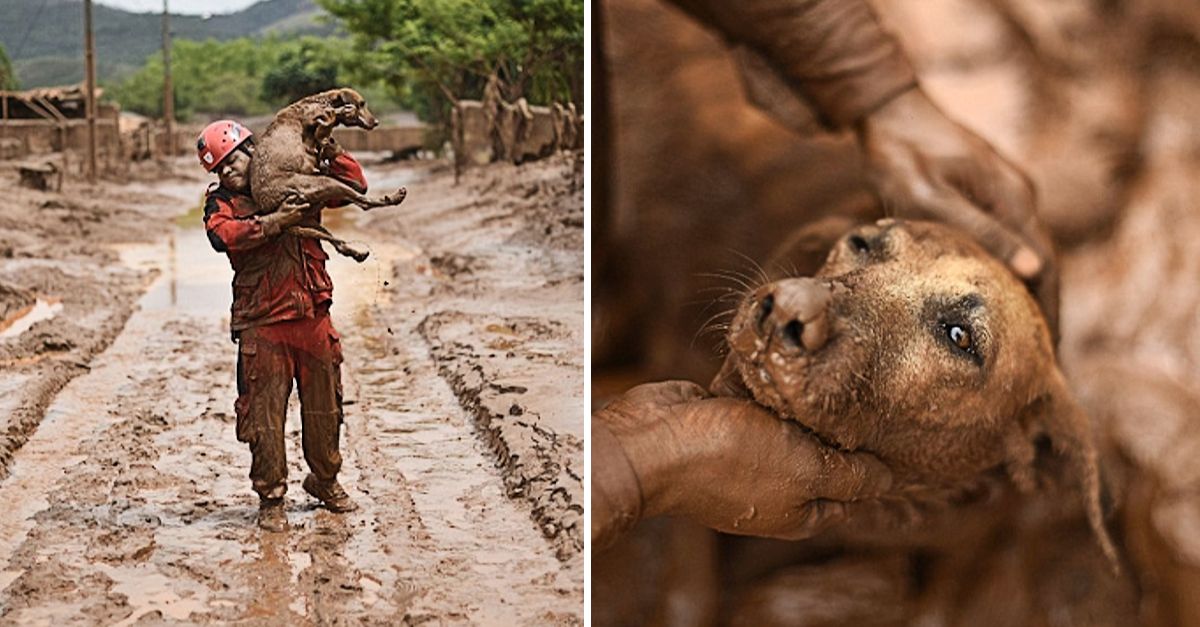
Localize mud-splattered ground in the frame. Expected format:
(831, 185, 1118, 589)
(0, 152, 582, 624)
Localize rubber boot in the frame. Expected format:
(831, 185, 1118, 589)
(258, 497, 289, 532)
(303, 473, 359, 513)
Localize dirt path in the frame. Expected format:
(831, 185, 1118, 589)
(0, 154, 582, 624)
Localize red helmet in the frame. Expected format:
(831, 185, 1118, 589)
(196, 120, 253, 171)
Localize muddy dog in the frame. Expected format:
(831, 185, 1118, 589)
(690, 218, 1133, 623)
(249, 87, 408, 262)
(712, 219, 1116, 568)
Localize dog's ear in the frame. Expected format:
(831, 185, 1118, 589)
(337, 88, 361, 108)
(1017, 373, 1119, 571)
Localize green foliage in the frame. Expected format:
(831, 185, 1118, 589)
(316, 0, 583, 129)
(106, 36, 400, 121)
(0, 43, 16, 90)
(262, 38, 343, 104)
(108, 38, 278, 119)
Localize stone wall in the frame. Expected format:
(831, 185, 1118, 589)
(454, 98, 583, 168)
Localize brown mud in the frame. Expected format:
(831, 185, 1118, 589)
(0, 152, 582, 624)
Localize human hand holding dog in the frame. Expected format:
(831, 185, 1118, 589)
(856, 88, 1059, 336)
(592, 381, 893, 551)
(258, 197, 307, 236)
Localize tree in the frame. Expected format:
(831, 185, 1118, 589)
(109, 37, 301, 120)
(261, 37, 342, 104)
(0, 42, 17, 90)
(317, 0, 583, 130)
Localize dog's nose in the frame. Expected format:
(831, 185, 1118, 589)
(756, 278, 832, 352)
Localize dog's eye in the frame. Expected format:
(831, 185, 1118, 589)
(947, 325, 972, 351)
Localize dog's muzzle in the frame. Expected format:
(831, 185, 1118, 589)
(752, 278, 832, 353)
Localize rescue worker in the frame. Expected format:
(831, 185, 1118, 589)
(197, 120, 362, 531)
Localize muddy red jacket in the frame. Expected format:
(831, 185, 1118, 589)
(203, 153, 367, 332)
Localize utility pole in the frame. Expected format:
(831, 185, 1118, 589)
(161, 0, 174, 156)
(84, 0, 98, 182)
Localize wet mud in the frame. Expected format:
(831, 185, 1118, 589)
(0, 163, 179, 481)
(420, 312, 584, 559)
(0, 153, 582, 624)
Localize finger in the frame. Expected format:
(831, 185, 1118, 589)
(941, 155, 1047, 280)
(1033, 254, 1060, 341)
(939, 160, 1061, 337)
(906, 189, 1042, 279)
(807, 447, 894, 502)
(771, 498, 849, 541)
(620, 380, 710, 408)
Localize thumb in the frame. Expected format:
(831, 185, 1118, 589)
(807, 447, 894, 502)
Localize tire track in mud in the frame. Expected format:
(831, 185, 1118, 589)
(342, 305, 581, 624)
(361, 155, 585, 568)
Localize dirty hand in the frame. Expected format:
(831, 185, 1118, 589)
(593, 381, 893, 547)
(258, 197, 308, 235)
(856, 88, 1059, 335)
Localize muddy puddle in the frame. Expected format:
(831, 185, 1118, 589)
(113, 175, 419, 321)
(0, 298, 64, 340)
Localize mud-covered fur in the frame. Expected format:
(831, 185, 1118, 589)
(249, 87, 407, 262)
(717, 219, 1115, 565)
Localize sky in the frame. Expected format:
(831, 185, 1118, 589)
(95, 0, 259, 16)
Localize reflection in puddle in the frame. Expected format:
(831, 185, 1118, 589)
(115, 204, 417, 320)
(0, 298, 64, 339)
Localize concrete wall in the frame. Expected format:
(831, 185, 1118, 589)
(0, 101, 123, 163)
(0, 118, 120, 156)
(332, 125, 425, 153)
(119, 123, 425, 161)
(454, 98, 583, 168)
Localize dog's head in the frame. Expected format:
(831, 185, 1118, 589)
(719, 219, 1114, 561)
(331, 88, 378, 130)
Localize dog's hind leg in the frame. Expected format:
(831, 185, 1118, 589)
(282, 174, 408, 212)
(288, 225, 370, 263)
(350, 186, 407, 211)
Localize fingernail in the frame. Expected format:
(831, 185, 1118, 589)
(1011, 246, 1042, 278)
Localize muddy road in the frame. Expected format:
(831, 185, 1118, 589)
(0, 153, 583, 624)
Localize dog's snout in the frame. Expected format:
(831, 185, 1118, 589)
(757, 278, 831, 352)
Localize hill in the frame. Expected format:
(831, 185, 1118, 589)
(0, 0, 336, 88)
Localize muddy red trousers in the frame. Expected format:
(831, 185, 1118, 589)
(234, 313, 343, 500)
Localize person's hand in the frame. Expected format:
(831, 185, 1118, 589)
(856, 88, 1059, 335)
(258, 197, 307, 235)
(596, 381, 893, 541)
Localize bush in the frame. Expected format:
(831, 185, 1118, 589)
(261, 38, 343, 104)
(317, 0, 583, 131)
